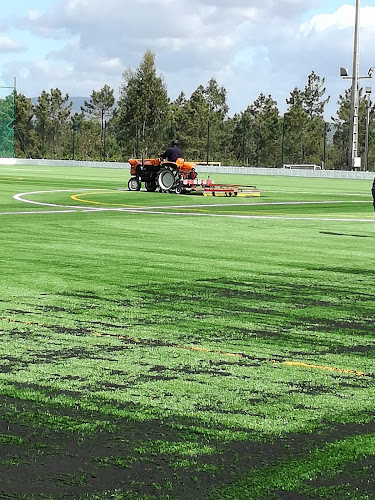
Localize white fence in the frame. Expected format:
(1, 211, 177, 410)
(195, 165, 375, 180)
(2, 158, 375, 180)
(0, 158, 130, 169)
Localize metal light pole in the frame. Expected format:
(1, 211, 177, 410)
(72, 122, 76, 160)
(242, 120, 246, 167)
(206, 119, 210, 164)
(281, 118, 286, 167)
(103, 120, 107, 161)
(348, 0, 360, 170)
(72, 117, 78, 160)
(135, 122, 139, 158)
(323, 122, 328, 169)
(364, 87, 372, 171)
(340, 0, 374, 170)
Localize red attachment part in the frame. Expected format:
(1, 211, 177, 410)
(181, 178, 214, 187)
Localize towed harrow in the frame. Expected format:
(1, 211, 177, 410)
(127, 157, 261, 197)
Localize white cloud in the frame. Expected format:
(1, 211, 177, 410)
(3, 0, 375, 119)
(301, 5, 375, 35)
(27, 10, 43, 22)
(0, 36, 26, 53)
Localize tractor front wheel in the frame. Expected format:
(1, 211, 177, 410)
(128, 176, 141, 191)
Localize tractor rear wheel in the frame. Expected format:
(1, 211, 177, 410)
(157, 167, 178, 192)
(128, 176, 141, 191)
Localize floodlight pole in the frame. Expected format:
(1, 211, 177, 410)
(348, 0, 360, 170)
(341, 0, 374, 170)
(364, 87, 372, 171)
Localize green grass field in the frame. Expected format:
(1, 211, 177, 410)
(0, 164, 374, 499)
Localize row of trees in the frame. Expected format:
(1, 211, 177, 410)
(11, 50, 375, 169)
(0, 93, 14, 156)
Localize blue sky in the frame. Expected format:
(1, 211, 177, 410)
(1, 1, 375, 119)
(303, 0, 354, 18)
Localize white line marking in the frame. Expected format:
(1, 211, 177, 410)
(114, 209, 374, 222)
(0, 209, 82, 215)
(141, 200, 370, 210)
(13, 189, 105, 210)
(5, 188, 373, 223)
(8, 168, 53, 172)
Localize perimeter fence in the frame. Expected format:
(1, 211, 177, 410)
(0, 86, 15, 157)
(1, 158, 375, 180)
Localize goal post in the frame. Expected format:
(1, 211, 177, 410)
(283, 164, 322, 170)
(0, 84, 15, 158)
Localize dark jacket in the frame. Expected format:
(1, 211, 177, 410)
(161, 146, 182, 162)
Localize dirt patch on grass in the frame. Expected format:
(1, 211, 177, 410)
(1, 393, 374, 499)
(308, 456, 375, 494)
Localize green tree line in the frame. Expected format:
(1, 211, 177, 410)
(11, 50, 375, 170)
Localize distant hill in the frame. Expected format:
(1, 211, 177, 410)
(31, 96, 89, 115)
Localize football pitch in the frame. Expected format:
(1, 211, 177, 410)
(0, 164, 374, 499)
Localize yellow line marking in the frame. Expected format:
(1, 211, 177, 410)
(1, 316, 368, 377)
(282, 360, 366, 376)
(91, 331, 368, 376)
(66, 191, 373, 221)
(70, 193, 373, 219)
(71, 191, 140, 208)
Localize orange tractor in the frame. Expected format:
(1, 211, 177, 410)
(128, 157, 262, 197)
(127, 157, 198, 194)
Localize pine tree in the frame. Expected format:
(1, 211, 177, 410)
(247, 94, 280, 167)
(303, 71, 330, 119)
(117, 50, 169, 158)
(282, 72, 329, 166)
(177, 87, 209, 160)
(33, 89, 72, 158)
(81, 84, 115, 160)
(14, 93, 37, 158)
(172, 79, 229, 162)
(49, 89, 72, 158)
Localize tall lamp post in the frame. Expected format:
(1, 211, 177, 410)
(71, 117, 78, 160)
(364, 87, 372, 171)
(281, 118, 286, 167)
(340, 0, 373, 170)
(348, 0, 360, 170)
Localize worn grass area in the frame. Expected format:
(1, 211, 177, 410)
(0, 164, 374, 499)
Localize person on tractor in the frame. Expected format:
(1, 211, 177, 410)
(160, 139, 182, 163)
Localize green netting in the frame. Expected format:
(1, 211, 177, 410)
(0, 88, 15, 157)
